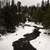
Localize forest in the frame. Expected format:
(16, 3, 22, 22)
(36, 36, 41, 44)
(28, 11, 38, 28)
(0, 0, 50, 35)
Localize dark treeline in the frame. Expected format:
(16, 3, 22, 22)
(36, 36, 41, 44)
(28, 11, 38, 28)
(28, 0, 50, 29)
(0, 0, 50, 35)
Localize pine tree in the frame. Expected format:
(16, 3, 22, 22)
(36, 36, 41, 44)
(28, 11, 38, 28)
(46, 0, 49, 8)
(41, 0, 44, 7)
(11, 0, 15, 6)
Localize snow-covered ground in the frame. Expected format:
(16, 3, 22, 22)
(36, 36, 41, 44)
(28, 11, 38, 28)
(0, 22, 50, 50)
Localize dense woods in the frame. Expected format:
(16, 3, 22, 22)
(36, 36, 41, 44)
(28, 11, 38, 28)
(0, 0, 50, 35)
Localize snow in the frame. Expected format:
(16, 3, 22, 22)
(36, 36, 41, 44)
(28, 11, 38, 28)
(25, 21, 43, 28)
(0, 22, 50, 50)
(30, 29, 50, 50)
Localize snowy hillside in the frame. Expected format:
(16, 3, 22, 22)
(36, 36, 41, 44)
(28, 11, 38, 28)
(0, 22, 50, 50)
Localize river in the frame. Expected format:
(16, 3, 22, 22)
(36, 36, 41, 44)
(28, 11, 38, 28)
(0, 21, 50, 50)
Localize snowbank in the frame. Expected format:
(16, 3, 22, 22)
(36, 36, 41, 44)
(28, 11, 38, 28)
(0, 22, 50, 50)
